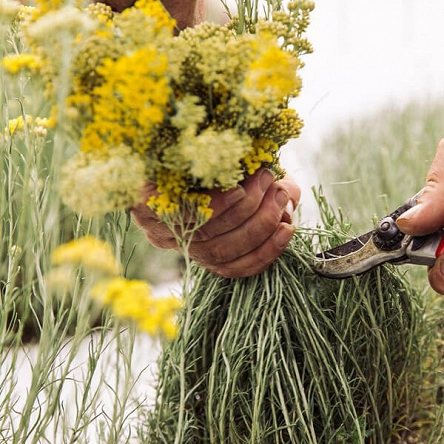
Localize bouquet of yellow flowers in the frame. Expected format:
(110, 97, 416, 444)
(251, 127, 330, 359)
(4, 0, 312, 223)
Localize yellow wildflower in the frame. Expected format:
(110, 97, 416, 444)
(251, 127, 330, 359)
(242, 34, 300, 108)
(26, 6, 97, 43)
(5, 114, 55, 139)
(138, 296, 182, 339)
(243, 139, 278, 176)
(2, 53, 42, 74)
(123, 0, 175, 35)
(171, 94, 206, 131)
(91, 277, 181, 339)
(85, 2, 114, 24)
(177, 128, 252, 190)
(92, 277, 150, 309)
(186, 192, 213, 221)
(6, 115, 31, 135)
(79, 48, 170, 154)
(259, 108, 303, 147)
(51, 236, 121, 276)
(34, 0, 64, 14)
(148, 192, 180, 217)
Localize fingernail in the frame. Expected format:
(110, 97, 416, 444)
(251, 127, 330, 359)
(285, 200, 295, 218)
(281, 200, 295, 224)
(397, 204, 422, 224)
(260, 169, 274, 192)
(275, 189, 289, 209)
(273, 224, 294, 249)
(223, 186, 246, 206)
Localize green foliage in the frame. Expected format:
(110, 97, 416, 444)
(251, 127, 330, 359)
(317, 100, 444, 231)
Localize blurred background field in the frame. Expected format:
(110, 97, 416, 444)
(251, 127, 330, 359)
(281, 0, 444, 225)
(2, 0, 444, 442)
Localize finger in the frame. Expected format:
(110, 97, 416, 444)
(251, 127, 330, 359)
(197, 170, 300, 241)
(207, 168, 273, 217)
(275, 175, 301, 222)
(130, 202, 177, 249)
(197, 223, 295, 278)
(397, 139, 444, 236)
(428, 255, 444, 294)
(190, 185, 291, 263)
(194, 169, 275, 240)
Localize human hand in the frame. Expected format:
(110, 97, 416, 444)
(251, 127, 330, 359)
(397, 139, 444, 294)
(131, 169, 300, 278)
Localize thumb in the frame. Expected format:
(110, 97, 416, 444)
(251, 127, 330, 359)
(428, 254, 444, 295)
(397, 139, 444, 236)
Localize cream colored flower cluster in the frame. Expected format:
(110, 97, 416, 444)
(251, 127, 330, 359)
(1, 0, 313, 221)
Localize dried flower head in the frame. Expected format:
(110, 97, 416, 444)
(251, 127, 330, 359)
(59, 146, 146, 217)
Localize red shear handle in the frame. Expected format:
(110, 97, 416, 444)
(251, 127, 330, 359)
(435, 234, 444, 258)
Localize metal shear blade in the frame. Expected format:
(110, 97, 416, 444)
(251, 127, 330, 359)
(312, 189, 442, 279)
(314, 231, 410, 279)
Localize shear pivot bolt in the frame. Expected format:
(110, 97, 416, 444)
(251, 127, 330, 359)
(376, 217, 399, 240)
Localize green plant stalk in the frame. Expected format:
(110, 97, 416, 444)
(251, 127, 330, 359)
(66, 326, 111, 444)
(169, 214, 210, 444)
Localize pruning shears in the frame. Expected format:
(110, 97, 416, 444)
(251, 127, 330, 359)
(314, 190, 444, 279)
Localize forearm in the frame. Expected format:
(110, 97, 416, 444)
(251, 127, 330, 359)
(96, 0, 205, 29)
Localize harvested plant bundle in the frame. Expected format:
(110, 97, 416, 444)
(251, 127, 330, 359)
(3, 1, 441, 442)
(148, 198, 439, 443)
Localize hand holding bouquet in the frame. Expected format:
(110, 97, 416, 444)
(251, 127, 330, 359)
(8, 0, 313, 232)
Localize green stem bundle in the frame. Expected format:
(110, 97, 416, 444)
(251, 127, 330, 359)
(148, 203, 441, 443)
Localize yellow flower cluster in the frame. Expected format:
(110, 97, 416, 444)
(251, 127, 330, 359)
(59, 145, 146, 217)
(1, 0, 313, 228)
(4, 114, 54, 138)
(49, 236, 181, 338)
(80, 47, 170, 153)
(1, 53, 41, 74)
(91, 277, 181, 339)
(51, 235, 121, 276)
(243, 139, 278, 176)
(242, 34, 301, 108)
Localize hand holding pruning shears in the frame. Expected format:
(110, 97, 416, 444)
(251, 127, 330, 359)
(315, 139, 444, 295)
(397, 139, 444, 294)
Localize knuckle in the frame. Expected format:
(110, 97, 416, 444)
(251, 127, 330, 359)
(190, 241, 229, 265)
(145, 231, 176, 250)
